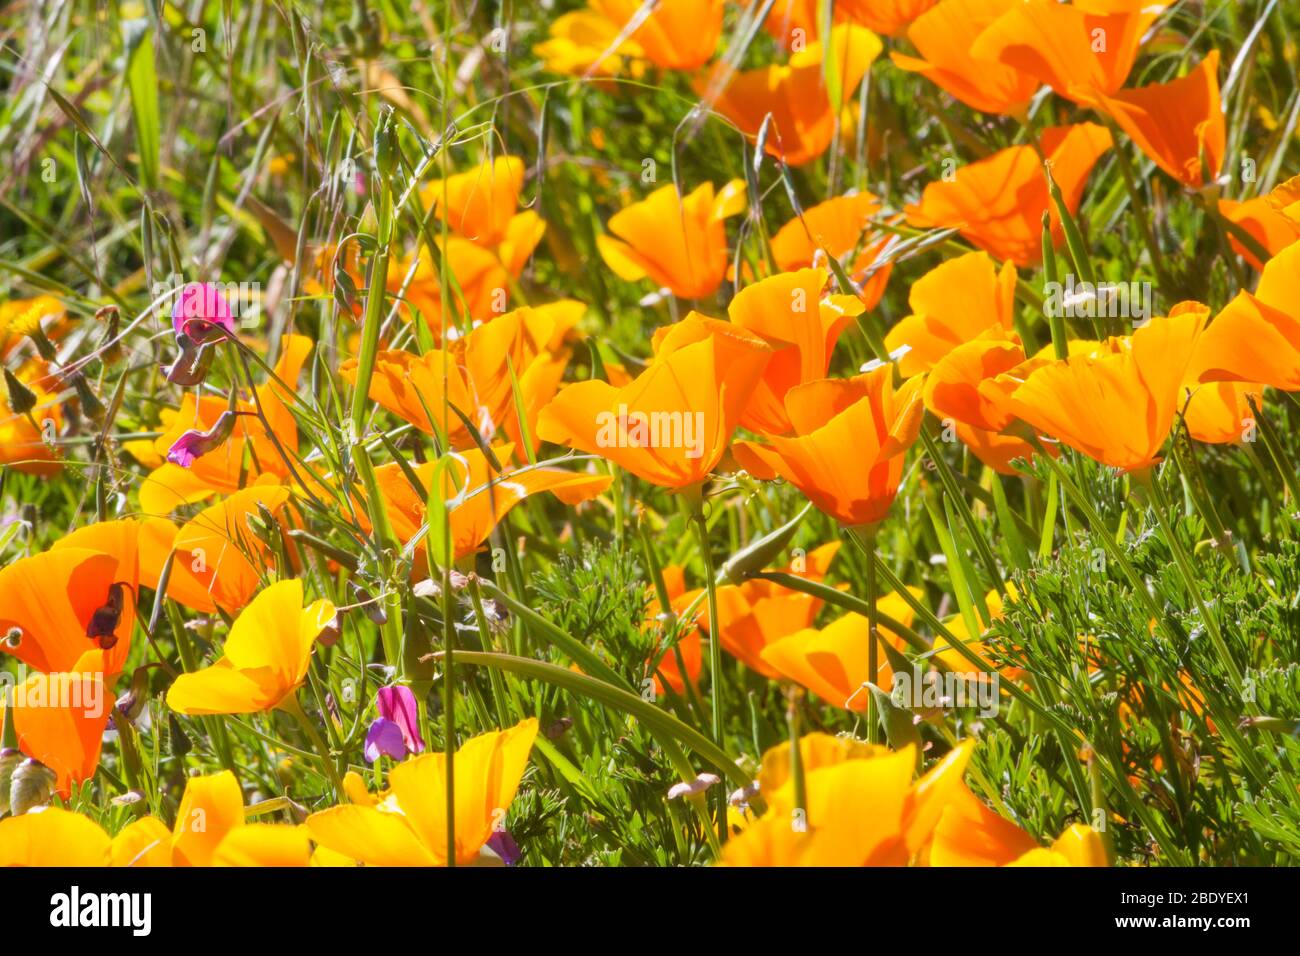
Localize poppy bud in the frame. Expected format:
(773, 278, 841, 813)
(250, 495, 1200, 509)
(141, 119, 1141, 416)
(2, 367, 37, 416)
(68, 372, 106, 424)
(717, 502, 812, 585)
(373, 107, 398, 182)
(9, 758, 56, 815)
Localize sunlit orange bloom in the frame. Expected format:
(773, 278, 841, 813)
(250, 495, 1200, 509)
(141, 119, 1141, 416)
(7, 672, 113, 796)
(721, 739, 973, 866)
(597, 180, 745, 299)
(167, 579, 334, 715)
(371, 442, 612, 562)
(0, 361, 63, 476)
(905, 123, 1112, 266)
(712, 542, 842, 678)
(0, 545, 143, 677)
(166, 482, 291, 614)
(647, 565, 703, 696)
(423, 156, 531, 248)
(596, 0, 724, 69)
(0, 295, 66, 359)
(653, 542, 842, 686)
(734, 367, 925, 526)
(930, 585, 1022, 679)
(1091, 52, 1223, 187)
(534, 6, 647, 77)
(727, 268, 865, 435)
(922, 330, 1024, 431)
(969, 0, 1160, 106)
(537, 316, 772, 488)
(341, 305, 568, 452)
(111, 769, 310, 867)
(769, 193, 894, 310)
(928, 782, 1038, 865)
(1219, 196, 1300, 271)
(1182, 381, 1264, 445)
(307, 718, 538, 866)
(762, 0, 819, 48)
(841, 0, 937, 36)
(139, 335, 312, 515)
(0, 807, 112, 866)
(759, 591, 920, 710)
(885, 252, 1018, 377)
(930, 781, 1106, 866)
(956, 422, 1042, 475)
(893, 0, 1040, 114)
(706, 24, 883, 168)
(1004, 305, 1207, 472)
(1006, 824, 1109, 867)
(1190, 238, 1300, 391)
(1265, 173, 1300, 228)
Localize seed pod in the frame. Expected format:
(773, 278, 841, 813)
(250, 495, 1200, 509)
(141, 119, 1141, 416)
(2, 368, 37, 416)
(0, 749, 22, 816)
(9, 759, 56, 815)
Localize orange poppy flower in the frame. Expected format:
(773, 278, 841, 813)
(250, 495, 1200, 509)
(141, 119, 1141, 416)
(1182, 380, 1265, 445)
(930, 781, 1106, 866)
(721, 738, 973, 866)
(0, 808, 113, 866)
(905, 123, 1113, 266)
(139, 335, 312, 515)
(1004, 305, 1207, 472)
(597, 180, 745, 299)
(593, 0, 724, 69)
(341, 305, 567, 452)
(969, 0, 1159, 106)
(707, 24, 883, 168)
(422, 156, 533, 249)
(306, 718, 538, 866)
(734, 367, 925, 527)
(762, 0, 820, 48)
(892, 0, 1040, 115)
(1190, 238, 1300, 391)
(0, 546, 140, 677)
(885, 252, 1019, 377)
(1091, 52, 1224, 187)
(727, 268, 865, 435)
(1219, 196, 1300, 271)
(166, 482, 292, 614)
(841, 0, 938, 36)
(112, 769, 310, 866)
(534, 7, 648, 77)
(370, 443, 611, 563)
(6, 672, 114, 796)
(769, 193, 894, 310)
(167, 579, 335, 715)
(1265, 173, 1300, 227)
(922, 330, 1025, 431)
(759, 591, 921, 710)
(647, 565, 704, 696)
(536, 316, 772, 488)
(0, 360, 63, 476)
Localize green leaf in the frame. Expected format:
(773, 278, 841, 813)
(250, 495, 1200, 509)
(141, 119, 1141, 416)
(123, 21, 160, 190)
(442, 650, 752, 788)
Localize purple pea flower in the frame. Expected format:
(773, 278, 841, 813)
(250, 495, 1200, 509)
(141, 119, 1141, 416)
(377, 684, 426, 756)
(166, 409, 243, 468)
(172, 282, 235, 344)
(364, 718, 407, 764)
(486, 829, 521, 866)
